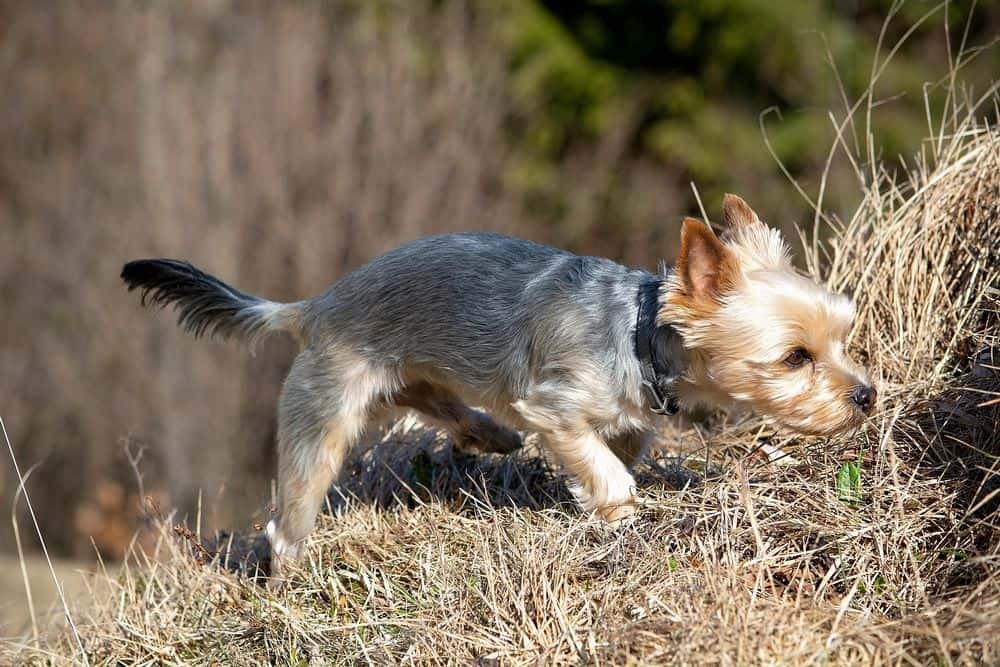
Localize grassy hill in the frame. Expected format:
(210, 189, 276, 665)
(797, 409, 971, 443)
(5, 80, 999, 666)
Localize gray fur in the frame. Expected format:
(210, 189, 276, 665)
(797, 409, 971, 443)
(124, 233, 686, 567)
(303, 233, 666, 416)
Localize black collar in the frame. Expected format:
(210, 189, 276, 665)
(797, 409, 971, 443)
(634, 278, 680, 415)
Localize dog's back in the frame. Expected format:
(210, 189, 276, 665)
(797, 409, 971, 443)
(305, 232, 648, 396)
(122, 232, 649, 397)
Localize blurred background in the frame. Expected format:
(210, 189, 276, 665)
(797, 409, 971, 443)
(1, 0, 997, 569)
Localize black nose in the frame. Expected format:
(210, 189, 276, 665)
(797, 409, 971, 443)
(851, 385, 876, 413)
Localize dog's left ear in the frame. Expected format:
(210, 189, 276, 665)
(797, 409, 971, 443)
(676, 217, 739, 300)
(723, 193, 761, 228)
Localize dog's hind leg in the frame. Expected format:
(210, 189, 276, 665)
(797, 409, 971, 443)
(393, 381, 522, 455)
(267, 350, 390, 581)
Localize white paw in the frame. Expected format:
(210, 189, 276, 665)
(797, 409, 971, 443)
(596, 499, 638, 525)
(569, 453, 638, 515)
(266, 520, 299, 561)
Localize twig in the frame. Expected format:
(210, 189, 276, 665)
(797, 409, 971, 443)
(11, 461, 42, 644)
(1, 415, 88, 665)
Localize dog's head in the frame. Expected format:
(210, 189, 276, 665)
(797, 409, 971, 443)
(661, 194, 874, 435)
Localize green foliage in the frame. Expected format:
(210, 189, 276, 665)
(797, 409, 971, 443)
(498, 0, 997, 244)
(837, 460, 863, 503)
(858, 573, 888, 596)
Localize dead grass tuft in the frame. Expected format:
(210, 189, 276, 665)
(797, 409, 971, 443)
(7, 53, 1000, 667)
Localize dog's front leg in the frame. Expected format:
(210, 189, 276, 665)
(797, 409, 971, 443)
(544, 427, 639, 523)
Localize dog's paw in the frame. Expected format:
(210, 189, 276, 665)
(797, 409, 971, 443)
(458, 422, 523, 455)
(265, 520, 300, 586)
(484, 424, 524, 454)
(595, 499, 638, 526)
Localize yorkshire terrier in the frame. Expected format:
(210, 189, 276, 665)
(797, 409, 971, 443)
(122, 194, 874, 576)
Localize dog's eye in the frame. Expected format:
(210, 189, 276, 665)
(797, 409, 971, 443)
(784, 348, 811, 368)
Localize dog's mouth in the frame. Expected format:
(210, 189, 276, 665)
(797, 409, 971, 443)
(770, 407, 869, 438)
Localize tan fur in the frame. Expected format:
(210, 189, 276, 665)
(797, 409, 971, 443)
(269, 422, 349, 577)
(673, 217, 741, 305)
(393, 381, 522, 455)
(661, 195, 871, 436)
(722, 192, 760, 228)
(269, 351, 399, 580)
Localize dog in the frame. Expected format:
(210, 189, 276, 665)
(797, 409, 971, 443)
(121, 194, 874, 576)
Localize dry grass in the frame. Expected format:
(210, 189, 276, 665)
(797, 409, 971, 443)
(5, 35, 1000, 667)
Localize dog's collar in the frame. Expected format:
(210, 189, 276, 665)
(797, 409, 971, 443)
(634, 278, 680, 415)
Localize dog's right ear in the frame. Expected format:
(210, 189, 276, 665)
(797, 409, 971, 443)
(722, 193, 761, 228)
(676, 217, 739, 300)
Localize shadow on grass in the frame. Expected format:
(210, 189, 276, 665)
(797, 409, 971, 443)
(200, 420, 715, 581)
(913, 345, 1000, 520)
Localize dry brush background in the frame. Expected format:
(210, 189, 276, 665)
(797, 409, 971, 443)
(1, 0, 999, 663)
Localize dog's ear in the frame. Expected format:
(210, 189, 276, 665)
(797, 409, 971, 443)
(723, 193, 761, 228)
(677, 217, 739, 299)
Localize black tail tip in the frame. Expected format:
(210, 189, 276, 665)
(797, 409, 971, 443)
(120, 258, 190, 290)
(120, 259, 144, 287)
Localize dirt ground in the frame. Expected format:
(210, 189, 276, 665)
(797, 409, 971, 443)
(0, 555, 114, 640)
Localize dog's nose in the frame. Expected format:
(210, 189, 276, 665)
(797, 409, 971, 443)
(851, 385, 876, 413)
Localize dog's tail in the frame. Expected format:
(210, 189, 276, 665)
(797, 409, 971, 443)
(121, 259, 305, 347)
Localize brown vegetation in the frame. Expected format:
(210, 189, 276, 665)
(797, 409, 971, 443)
(7, 60, 999, 663)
